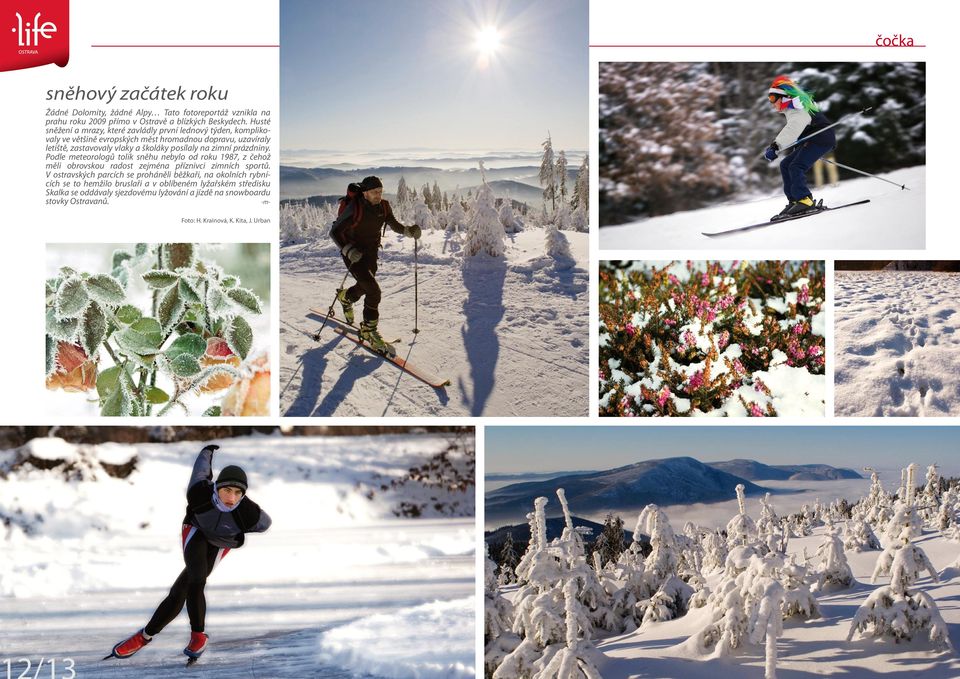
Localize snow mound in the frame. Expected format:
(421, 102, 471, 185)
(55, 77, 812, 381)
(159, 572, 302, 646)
(317, 596, 476, 679)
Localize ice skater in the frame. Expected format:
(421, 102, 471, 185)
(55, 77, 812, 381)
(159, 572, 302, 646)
(106, 444, 271, 663)
(330, 175, 421, 356)
(762, 75, 837, 218)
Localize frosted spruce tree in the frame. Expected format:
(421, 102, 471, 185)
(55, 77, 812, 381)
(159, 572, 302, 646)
(544, 222, 572, 261)
(727, 484, 758, 550)
(464, 181, 505, 258)
(530, 579, 602, 679)
(446, 197, 467, 233)
(499, 200, 523, 234)
(412, 196, 435, 232)
(499, 532, 520, 585)
(813, 526, 855, 592)
(539, 133, 557, 214)
(701, 529, 728, 574)
(555, 150, 568, 207)
(570, 154, 588, 213)
(843, 518, 882, 552)
(849, 464, 952, 650)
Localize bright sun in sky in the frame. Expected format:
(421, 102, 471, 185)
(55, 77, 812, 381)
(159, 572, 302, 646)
(475, 26, 501, 56)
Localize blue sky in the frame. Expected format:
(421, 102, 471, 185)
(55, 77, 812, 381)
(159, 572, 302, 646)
(486, 426, 960, 476)
(280, 0, 587, 156)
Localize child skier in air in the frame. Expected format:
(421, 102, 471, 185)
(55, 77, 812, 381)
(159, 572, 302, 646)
(107, 444, 271, 662)
(762, 75, 837, 218)
(330, 175, 421, 357)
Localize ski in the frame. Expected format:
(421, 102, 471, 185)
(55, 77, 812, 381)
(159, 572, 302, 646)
(702, 199, 871, 237)
(332, 326, 451, 388)
(307, 308, 359, 339)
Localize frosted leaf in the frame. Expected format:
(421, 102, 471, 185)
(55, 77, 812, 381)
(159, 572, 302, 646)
(203, 405, 222, 417)
(135, 243, 150, 257)
(192, 364, 240, 393)
(55, 276, 88, 318)
(178, 277, 202, 304)
(145, 386, 169, 404)
(158, 285, 184, 335)
(115, 305, 142, 325)
(165, 333, 206, 360)
(45, 335, 56, 376)
(84, 274, 126, 306)
(114, 317, 163, 356)
(142, 269, 180, 289)
(206, 284, 231, 318)
(227, 287, 262, 314)
(226, 315, 253, 359)
(79, 302, 107, 356)
(58, 265, 77, 278)
(161, 243, 195, 270)
(96, 365, 122, 399)
(100, 368, 135, 417)
(168, 353, 202, 378)
(221, 275, 239, 289)
(46, 308, 79, 341)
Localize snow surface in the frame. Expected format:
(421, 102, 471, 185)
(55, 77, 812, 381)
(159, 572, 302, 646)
(600, 166, 924, 250)
(1, 434, 475, 678)
(835, 271, 960, 416)
(280, 227, 588, 416)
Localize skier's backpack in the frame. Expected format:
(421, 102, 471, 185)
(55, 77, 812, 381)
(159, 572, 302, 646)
(337, 182, 364, 228)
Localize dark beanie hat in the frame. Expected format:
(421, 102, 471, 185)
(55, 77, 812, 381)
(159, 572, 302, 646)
(216, 465, 248, 492)
(360, 175, 383, 191)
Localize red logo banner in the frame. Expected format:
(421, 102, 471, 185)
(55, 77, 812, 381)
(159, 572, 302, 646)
(1, 0, 69, 72)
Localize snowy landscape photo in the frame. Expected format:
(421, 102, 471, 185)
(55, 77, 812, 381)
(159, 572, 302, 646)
(278, 0, 589, 416)
(599, 62, 925, 249)
(1, 426, 475, 678)
(599, 261, 825, 417)
(484, 426, 960, 678)
(835, 261, 960, 416)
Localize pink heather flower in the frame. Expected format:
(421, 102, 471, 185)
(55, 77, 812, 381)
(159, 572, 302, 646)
(766, 279, 773, 284)
(663, 318, 677, 327)
(718, 330, 730, 350)
(814, 355, 825, 366)
(688, 371, 704, 391)
(792, 323, 805, 335)
(701, 273, 710, 286)
(808, 345, 822, 357)
(717, 295, 735, 310)
(657, 387, 671, 408)
(705, 309, 717, 323)
(668, 274, 680, 286)
(627, 290, 636, 300)
(599, 369, 607, 381)
(625, 322, 636, 337)
(748, 403, 765, 417)
(754, 377, 767, 393)
(620, 396, 635, 416)
(684, 330, 696, 347)
(798, 284, 810, 304)
(731, 260, 740, 268)
(732, 358, 745, 374)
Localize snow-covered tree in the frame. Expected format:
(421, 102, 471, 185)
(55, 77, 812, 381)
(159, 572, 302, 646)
(446, 198, 467, 233)
(500, 200, 523, 234)
(555, 150, 568, 206)
(570, 154, 588, 212)
(499, 532, 520, 585)
(539, 133, 557, 214)
(530, 579, 603, 679)
(726, 484, 757, 548)
(813, 527, 854, 592)
(544, 223, 572, 261)
(486, 544, 520, 676)
(843, 518, 882, 552)
(749, 577, 786, 679)
(396, 176, 411, 208)
(464, 181, 505, 258)
(701, 530, 728, 574)
(413, 196, 435, 231)
(592, 514, 625, 569)
(779, 557, 820, 620)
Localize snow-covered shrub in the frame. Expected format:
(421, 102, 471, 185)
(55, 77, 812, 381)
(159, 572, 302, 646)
(279, 200, 335, 243)
(726, 484, 757, 548)
(599, 261, 825, 417)
(486, 545, 520, 676)
(464, 183, 505, 258)
(500, 201, 523, 233)
(813, 528, 855, 593)
(446, 199, 468, 233)
(544, 223, 572, 261)
(843, 519, 882, 552)
(412, 197, 435, 232)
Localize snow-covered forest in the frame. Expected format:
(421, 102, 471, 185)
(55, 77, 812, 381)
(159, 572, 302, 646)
(486, 461, 960, 678)
(599, 62, 926, 226)
(279, 146, 589, 417)
(1, 429, 475, 678)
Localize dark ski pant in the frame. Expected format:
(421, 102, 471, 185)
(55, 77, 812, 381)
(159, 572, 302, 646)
(780, 143, 834, 202)
(342, 251, 380, 323)
(144, 525, 230, 635)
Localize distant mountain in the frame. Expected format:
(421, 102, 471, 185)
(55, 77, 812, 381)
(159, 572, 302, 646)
(485, 456, 767, 522)
(280, 164, 577, 201)
(706, 459, 862, 481)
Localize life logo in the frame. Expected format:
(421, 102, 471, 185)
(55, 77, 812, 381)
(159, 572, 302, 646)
(1, 0, 69, 72)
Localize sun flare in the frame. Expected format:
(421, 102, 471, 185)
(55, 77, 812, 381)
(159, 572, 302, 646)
(475, 26, 501, 56)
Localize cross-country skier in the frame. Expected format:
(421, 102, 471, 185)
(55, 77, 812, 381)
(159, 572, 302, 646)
(330, 175, 421, 356)
(762, 75, 837, 218)
(107, 444, 271, 662)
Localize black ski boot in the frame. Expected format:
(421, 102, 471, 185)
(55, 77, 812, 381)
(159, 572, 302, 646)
(359, 320, 396, 357)
(780, 196, 821, 217)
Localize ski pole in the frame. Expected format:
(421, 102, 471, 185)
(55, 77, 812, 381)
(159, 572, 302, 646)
(313, 270, 350, 341)
(820, 158, 910, 190)
(770, 106, 874, 156)
(413, 237, 420, 334)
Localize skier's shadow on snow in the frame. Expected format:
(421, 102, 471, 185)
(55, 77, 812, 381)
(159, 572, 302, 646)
(460, 257, 506, 416)
(284, 342, 378, 416)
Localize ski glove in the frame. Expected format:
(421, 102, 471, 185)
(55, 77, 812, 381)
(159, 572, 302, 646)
(342, 244, 363, 264)
(405, 225, 422, 239)
(763, 142, 780, 162)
